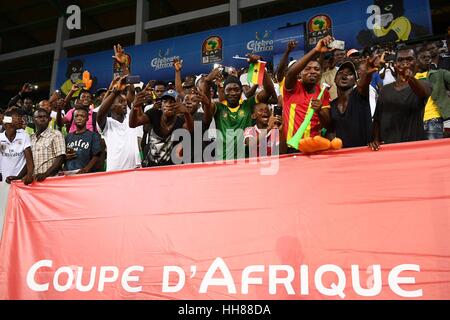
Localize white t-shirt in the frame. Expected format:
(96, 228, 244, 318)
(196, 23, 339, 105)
(0, 130, 31, 178)
(98, 115, 142, 172)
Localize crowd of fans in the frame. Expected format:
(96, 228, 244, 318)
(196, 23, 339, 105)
(1, 34, 449, 185)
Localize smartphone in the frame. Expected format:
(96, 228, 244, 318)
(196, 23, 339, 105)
(126, 75, 141, 84)
(273, 105, 283, 116)
(77, 83, 86, 88)
(3, 116, 12, 124)
(328, 40, 345, 51)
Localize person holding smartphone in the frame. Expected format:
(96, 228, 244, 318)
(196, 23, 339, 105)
(244, 103, 286, 157)
(0, 108, 34, 185)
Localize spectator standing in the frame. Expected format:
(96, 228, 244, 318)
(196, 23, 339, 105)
(370, 47, 431, 150)
(30, 108, 66, 181)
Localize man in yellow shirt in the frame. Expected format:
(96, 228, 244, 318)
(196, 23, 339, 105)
(415, 49, 445, 139)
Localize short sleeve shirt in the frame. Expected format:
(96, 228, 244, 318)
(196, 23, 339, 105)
(31, 128, 66, 175)
(214, 96, 256, 160)
(0, 130, 31, 178)
(283, 81, 331, 141)
(65, 130, 102, 171)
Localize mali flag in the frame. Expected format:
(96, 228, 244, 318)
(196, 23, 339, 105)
(247, 60, 266, 86)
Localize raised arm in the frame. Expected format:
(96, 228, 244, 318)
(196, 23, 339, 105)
(243, 84, 258, 99)
(129, 85, 153, 128)
(199, 68, 222, 125)
(8, 83, 33, 107)
(112, 44, 130, 76)
(356, 56, 378, 97)
(97, 76, 127, 130)
(276, 40, 297, 83)
(285, 36, 334, 91)
(57, 84, 79, 128)
(173, 58, 185, 99)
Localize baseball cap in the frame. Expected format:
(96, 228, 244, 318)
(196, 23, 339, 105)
(335, 61, 358, 80)
(161, 89, 179, 100)
(346, 49, 361, 58)
(95, 88, 108, 96)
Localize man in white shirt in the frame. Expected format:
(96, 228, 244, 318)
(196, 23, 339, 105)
(96, 77, 142, 172)
(0, 109, 34, 185)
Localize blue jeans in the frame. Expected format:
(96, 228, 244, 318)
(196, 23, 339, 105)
(424, 118, 444, 140)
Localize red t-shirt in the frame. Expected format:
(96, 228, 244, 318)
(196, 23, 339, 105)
(282, 81, 331, 140)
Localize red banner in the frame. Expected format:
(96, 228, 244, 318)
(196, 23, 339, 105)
(1, 140, 450, 300)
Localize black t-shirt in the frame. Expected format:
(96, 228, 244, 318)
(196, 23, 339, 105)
(374, 82, 430, 144)
(143, 108, 185, 167)
(330, 89, 373, 148)
(65, 130, 102, 171)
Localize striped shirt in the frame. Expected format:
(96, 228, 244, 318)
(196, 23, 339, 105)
(31, 128, 66, 175)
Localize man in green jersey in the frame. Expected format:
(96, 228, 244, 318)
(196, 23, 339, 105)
(201, 54, 275, 160)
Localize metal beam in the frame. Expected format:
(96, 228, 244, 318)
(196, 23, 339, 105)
(143, 4, 229, 30)
(239, 0, 279, 9)
(63, 25, 136, 48)
(135, 0, 149, 45)
(0, 0, 280, 61)
(2, 16, 41, 47)
(230, 0, 241, 26)
(0, 43, 55, 62)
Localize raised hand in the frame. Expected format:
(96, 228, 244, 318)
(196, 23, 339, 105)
(112, 75, 128, 92)
(113, 44, 128, 65)
(192, 90, 211, 107)
(173, 58, 183, 72)
(287, 40, 298, 52)
(314, 35, 334, 53)
(206, 67, 223, 82)
(175, 102, 189, 115)
(246, 53, 262, 64)
(365, 56, 379, 74)
(133, 89, 152, 108)
(20, 83, 33, 94)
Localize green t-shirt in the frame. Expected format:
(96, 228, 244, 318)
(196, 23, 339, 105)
(214, 96, 256, 160)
